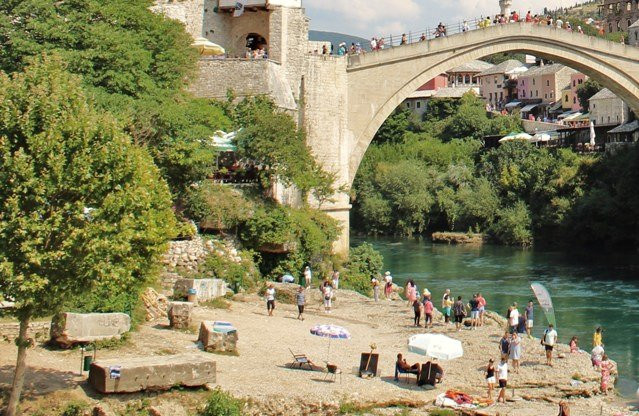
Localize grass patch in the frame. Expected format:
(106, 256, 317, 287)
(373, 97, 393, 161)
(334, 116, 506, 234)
(61, 400, 90, 416)
(339, 402, 376, 415)
(201, 297, 231, 310)
(429, 410, 457, 416)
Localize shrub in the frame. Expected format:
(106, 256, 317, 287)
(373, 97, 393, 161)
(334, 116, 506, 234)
(184, 182, 254, 231)
(200, 388, 242, 416)
(489, 201, 533, 246)
(60, 401, 89, 416)
(198, 248, 261, 291)
(343, 243, 384, 295)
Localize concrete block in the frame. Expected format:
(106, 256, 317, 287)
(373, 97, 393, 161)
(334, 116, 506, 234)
(50, 313, 130, 348)
(168, 301, 194, 329)
(173, 279, 227, 301)
(198, 321, 238, 353)
(88, 354, 216, 393)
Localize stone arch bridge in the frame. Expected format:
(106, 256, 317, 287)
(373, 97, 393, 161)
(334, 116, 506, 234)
(301, 23, 639, 253)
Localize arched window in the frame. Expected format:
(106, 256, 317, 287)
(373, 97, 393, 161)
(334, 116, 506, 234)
(628, 19, 632, 28)
(245, 33, 267, 51)
(457, 75, 463, 84)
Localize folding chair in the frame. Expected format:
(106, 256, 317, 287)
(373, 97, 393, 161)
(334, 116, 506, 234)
(288, 348, 315, 370)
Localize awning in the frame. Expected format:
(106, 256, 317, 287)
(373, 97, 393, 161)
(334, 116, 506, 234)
(505, 101, 522, 109)
(521, 104, 538, 112)
(549, 101, 563, 112)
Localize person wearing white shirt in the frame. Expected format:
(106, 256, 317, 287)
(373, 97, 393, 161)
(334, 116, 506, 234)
(509, 303, 519, 332)
(384, 271, 393, 300)
(265, 282, 276, 316)
(497, 359, 508, 403)
(542, 324, 558, 366)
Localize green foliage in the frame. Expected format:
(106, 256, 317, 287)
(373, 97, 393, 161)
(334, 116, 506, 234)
(234, 97, 335, 202)
(484, 52, 527, 65)
(343, 243, 384, 295)
(489, 200, 533, 246)
(0, 57, 176, 320)
(0, 0, 233, 200)
(199, 388, 243, 416)
(198, 249, 260, 291)
(60, 401, 89, 416)
(240, 205, 340, 278)
(374, 107, 423, 143)
(576, 79, 602, 112)
(185, 182, 255, 231)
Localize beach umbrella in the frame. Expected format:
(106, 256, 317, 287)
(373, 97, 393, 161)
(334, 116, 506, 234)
(407, 333, 463, 361)
(499, 132, 533, 142)
(310, 324, 351, 361)
(531, 132, 552, 143)
(589, 121, 596, 146)
(191, 37, 225, 56)
(530, 282, 557, 327)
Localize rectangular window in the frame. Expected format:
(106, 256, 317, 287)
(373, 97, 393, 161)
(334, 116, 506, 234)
(573, 97, 576, 104)
(533, 79, 536, 85)
(416, 102, 421, 109)
(489, 92, 493, 100)
(406, 102, 411, 108)
(573, 80, 576, 87)
(545, 93, 548, 99)
(547, 80, 550, 87)
(565, 95, 569, 102)
(536, 90, 538, 97)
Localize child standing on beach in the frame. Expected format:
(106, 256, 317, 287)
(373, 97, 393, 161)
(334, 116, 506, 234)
(485, 358, 496, 400)
(412, 299, 422, 326)
(423, 296, 434, 328)
(296, 286, 306, 320)
(265, 282, 276, 316)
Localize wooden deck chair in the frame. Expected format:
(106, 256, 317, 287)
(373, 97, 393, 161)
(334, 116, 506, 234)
(288, 348, 315, 370)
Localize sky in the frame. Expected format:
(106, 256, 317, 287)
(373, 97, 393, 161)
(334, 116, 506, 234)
(303, 0, 588, 38)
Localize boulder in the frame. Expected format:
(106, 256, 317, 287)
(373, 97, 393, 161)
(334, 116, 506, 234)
(88, 354, 216, 393)
(198, 321, 238, 353)
(168, 301, 194, 329)
(141, 287, 168, 322)
(174, 279, 227, 301)
(50, 312, 130, 348)
(92, 403, 116, 416)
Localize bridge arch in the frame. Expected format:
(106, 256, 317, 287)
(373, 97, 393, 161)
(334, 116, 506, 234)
(344, 23, 639, 187)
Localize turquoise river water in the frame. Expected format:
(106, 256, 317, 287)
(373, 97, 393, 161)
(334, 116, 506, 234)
(352, 236, 639, 398)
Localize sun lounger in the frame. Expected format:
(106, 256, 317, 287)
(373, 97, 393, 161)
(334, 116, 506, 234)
(288, 349, 315, 370)
(395, 363, 420, 383)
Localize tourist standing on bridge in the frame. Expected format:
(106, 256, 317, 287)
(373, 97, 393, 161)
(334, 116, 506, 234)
(462, 20, 469, 32)
(525, 11, 532, 22)
(419, 33, 426, 41)
(400, 34, 407, 45)
(370, 37, 377, 51)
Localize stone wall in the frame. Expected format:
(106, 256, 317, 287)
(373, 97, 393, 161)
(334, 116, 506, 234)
(188, 59, 296, 110)
(0, 321, 51, 343)
(151, 0, 205, 38)
(521, 119, 563, 133)
(161, 237, 243, 295)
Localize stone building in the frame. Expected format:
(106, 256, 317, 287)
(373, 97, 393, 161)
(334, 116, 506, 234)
(477, 59, 527, 110)
(589, 88, 631, 126)
(600, 0, 639, 33)
(516, 64, 577, 119)
(447, 60, 494, 87)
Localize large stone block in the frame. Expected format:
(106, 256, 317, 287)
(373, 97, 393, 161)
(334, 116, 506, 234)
(168, 301, 194, 329)
(88, 354, 216, 393)
(198, 321, 238, 353)
(173, 279, 227, 301)
(50, 313, 130, 348)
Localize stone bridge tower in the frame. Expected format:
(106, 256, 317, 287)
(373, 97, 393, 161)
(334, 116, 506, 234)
(499, 0, 512, 16)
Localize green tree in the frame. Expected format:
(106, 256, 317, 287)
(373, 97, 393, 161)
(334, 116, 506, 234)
(576, 79, 602, 112)
(0, 58, 175, 415)
(375, 107, 422, 143)
(489, 201, 533, 246)
(442, 93, 491, 140)
(235, 98, 335, 203)
(0, 0, 232, 200)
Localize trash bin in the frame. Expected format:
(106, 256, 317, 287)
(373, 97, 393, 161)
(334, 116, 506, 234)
(187, 288, 198, 304)
(83, 355, 93, 372)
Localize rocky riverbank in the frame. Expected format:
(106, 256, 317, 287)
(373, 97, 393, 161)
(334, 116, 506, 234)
(0, 287, 634, 415)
